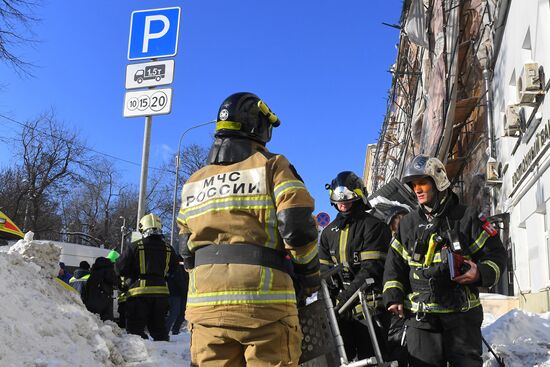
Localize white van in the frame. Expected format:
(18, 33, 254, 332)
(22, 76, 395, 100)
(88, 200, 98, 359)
(51, 241, 111, 271)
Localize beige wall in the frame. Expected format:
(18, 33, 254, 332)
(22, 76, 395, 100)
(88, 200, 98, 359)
(481, 289, 550, 317)
(363, 144, 377, 194)
(518, 290, 550, 314)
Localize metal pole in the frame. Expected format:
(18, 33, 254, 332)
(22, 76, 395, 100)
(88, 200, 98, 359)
(170, 120, 216, 253)
(170, 153, 180, 250)
(119, 216, 126, 254)
(321, 279, 349, 365)
(482, 335, 505, 366)
(137, 115, 153, 228)
(359, 291, 384, 364)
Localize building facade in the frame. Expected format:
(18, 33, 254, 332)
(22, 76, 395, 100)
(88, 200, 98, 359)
(490, 0, 550, 312)
(369, 0, 550, 309)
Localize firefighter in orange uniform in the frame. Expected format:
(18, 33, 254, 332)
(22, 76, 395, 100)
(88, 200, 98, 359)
(177, 92, 320, 366)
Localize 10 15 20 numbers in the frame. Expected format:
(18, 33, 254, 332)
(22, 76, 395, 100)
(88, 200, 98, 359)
(123, 88, 173, 117)
(126, 91, 168, 112)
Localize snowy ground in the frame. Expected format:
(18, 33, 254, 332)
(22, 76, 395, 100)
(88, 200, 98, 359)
(1, 237, 549, 366)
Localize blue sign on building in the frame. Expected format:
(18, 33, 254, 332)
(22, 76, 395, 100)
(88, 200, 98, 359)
(128, 7, 181, 60)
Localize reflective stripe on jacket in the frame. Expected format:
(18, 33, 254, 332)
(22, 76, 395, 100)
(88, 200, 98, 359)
(177, 142, 319, 325)
(69, 273, 91, 283)
(116, 236, 176, 298)
(319, 208, 391, 299)
(382, 192, 507, 314)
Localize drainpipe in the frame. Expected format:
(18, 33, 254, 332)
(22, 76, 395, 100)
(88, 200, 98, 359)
(483, 68, 496, 159)
(437, 0, 460, 164)
(483, 67, 497, 216)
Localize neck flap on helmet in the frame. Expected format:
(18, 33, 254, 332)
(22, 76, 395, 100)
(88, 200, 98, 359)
(207, 137, 267, 165)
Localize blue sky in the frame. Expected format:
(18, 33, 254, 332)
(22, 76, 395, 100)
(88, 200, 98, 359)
(0, 0, 402, 220)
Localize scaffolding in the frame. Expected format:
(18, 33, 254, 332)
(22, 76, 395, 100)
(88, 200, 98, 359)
(371, 0, 507, 207)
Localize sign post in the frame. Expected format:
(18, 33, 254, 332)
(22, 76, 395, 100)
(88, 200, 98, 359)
(125, 7, 181, 229)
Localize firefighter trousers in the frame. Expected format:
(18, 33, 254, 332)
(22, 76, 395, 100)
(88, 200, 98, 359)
(405, 306, 483, 367)
(339, 310, 390, 361)
(188, 315, 302, 367)
(126, 296, 169, 341)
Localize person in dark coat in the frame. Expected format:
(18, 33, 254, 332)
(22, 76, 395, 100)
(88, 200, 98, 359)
(383, 155, 507, 367)
(165, 255, 189, 335)
(319, 171, 392, 361)
(69, 261, 91, 301)
(57, 262, 72, 284)
(116, 276, 130, 329)
(116, 213, 177, 341)
(85, 256, 117, 321)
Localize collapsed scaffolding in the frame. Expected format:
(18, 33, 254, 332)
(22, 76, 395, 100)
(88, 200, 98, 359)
(370, 0, 509, 210)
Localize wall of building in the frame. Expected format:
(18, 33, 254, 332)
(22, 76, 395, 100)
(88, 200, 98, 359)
(491, 0, 550, 307)
(363, 144, 377, 193)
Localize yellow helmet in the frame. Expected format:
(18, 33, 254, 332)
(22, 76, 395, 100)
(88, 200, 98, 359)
(138, 213, 163, 237)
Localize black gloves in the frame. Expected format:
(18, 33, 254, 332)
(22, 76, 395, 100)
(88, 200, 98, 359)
(336, 291, 349, 306)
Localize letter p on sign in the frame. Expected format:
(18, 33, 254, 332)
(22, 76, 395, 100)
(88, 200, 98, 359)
(128, 7, 181, 60)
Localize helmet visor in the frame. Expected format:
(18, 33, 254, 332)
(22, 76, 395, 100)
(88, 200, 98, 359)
(143, 228, 163, 238)
(330, 186, 359, 204)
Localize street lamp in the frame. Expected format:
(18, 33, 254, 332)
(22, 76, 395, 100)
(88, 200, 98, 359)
(170, 120, 216, 252)
(119, 216, 126, 254)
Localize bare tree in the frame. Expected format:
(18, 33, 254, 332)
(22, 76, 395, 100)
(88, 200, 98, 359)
(0, 0, 40, 74)
(61, 158, 135, 248)
(0, 165, 64, 239)
(17, 111, 85, 237)
(1, 113, 209, 245)
(0, 166, 30, 223)
(180, 143, 209, 179)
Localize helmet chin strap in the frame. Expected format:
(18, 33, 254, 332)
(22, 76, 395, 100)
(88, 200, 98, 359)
(421, 189, 449, 217)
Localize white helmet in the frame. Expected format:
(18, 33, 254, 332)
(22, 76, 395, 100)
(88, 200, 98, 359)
(402, 155, 451, 192)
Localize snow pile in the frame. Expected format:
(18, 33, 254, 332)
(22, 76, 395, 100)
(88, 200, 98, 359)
(482, 309, 550, 366)
(0, 238, 187, 367)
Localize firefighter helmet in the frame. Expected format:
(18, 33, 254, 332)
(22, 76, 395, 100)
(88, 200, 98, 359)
(139, 213, 163, 238)
(402, 155, 451, 192)
(326, 171, 369, 206)
(215, 92, 281, 144)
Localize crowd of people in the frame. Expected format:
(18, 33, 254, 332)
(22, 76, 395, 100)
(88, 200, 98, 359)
(174, 92, 506, 367)
(56, 215, 189, 341)
(54, 91, 506, 366)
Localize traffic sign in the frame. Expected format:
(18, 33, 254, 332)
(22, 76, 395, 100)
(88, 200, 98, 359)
(125, 60, 175, 89)
(128, 7, 181, 60)
(123, 88, 173, 117)
(316, 212, 331, 228)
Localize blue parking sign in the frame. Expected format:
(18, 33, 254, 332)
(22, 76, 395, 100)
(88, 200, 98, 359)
(128, 7, 181, 60)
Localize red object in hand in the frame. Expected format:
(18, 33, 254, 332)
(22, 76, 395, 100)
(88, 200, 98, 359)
(478, 213, 498, 237)
(448, 250, 470, 279)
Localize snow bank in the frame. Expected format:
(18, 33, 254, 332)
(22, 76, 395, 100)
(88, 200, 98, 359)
(482, 309, 550, 366)
(0, 239, 155, 366)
